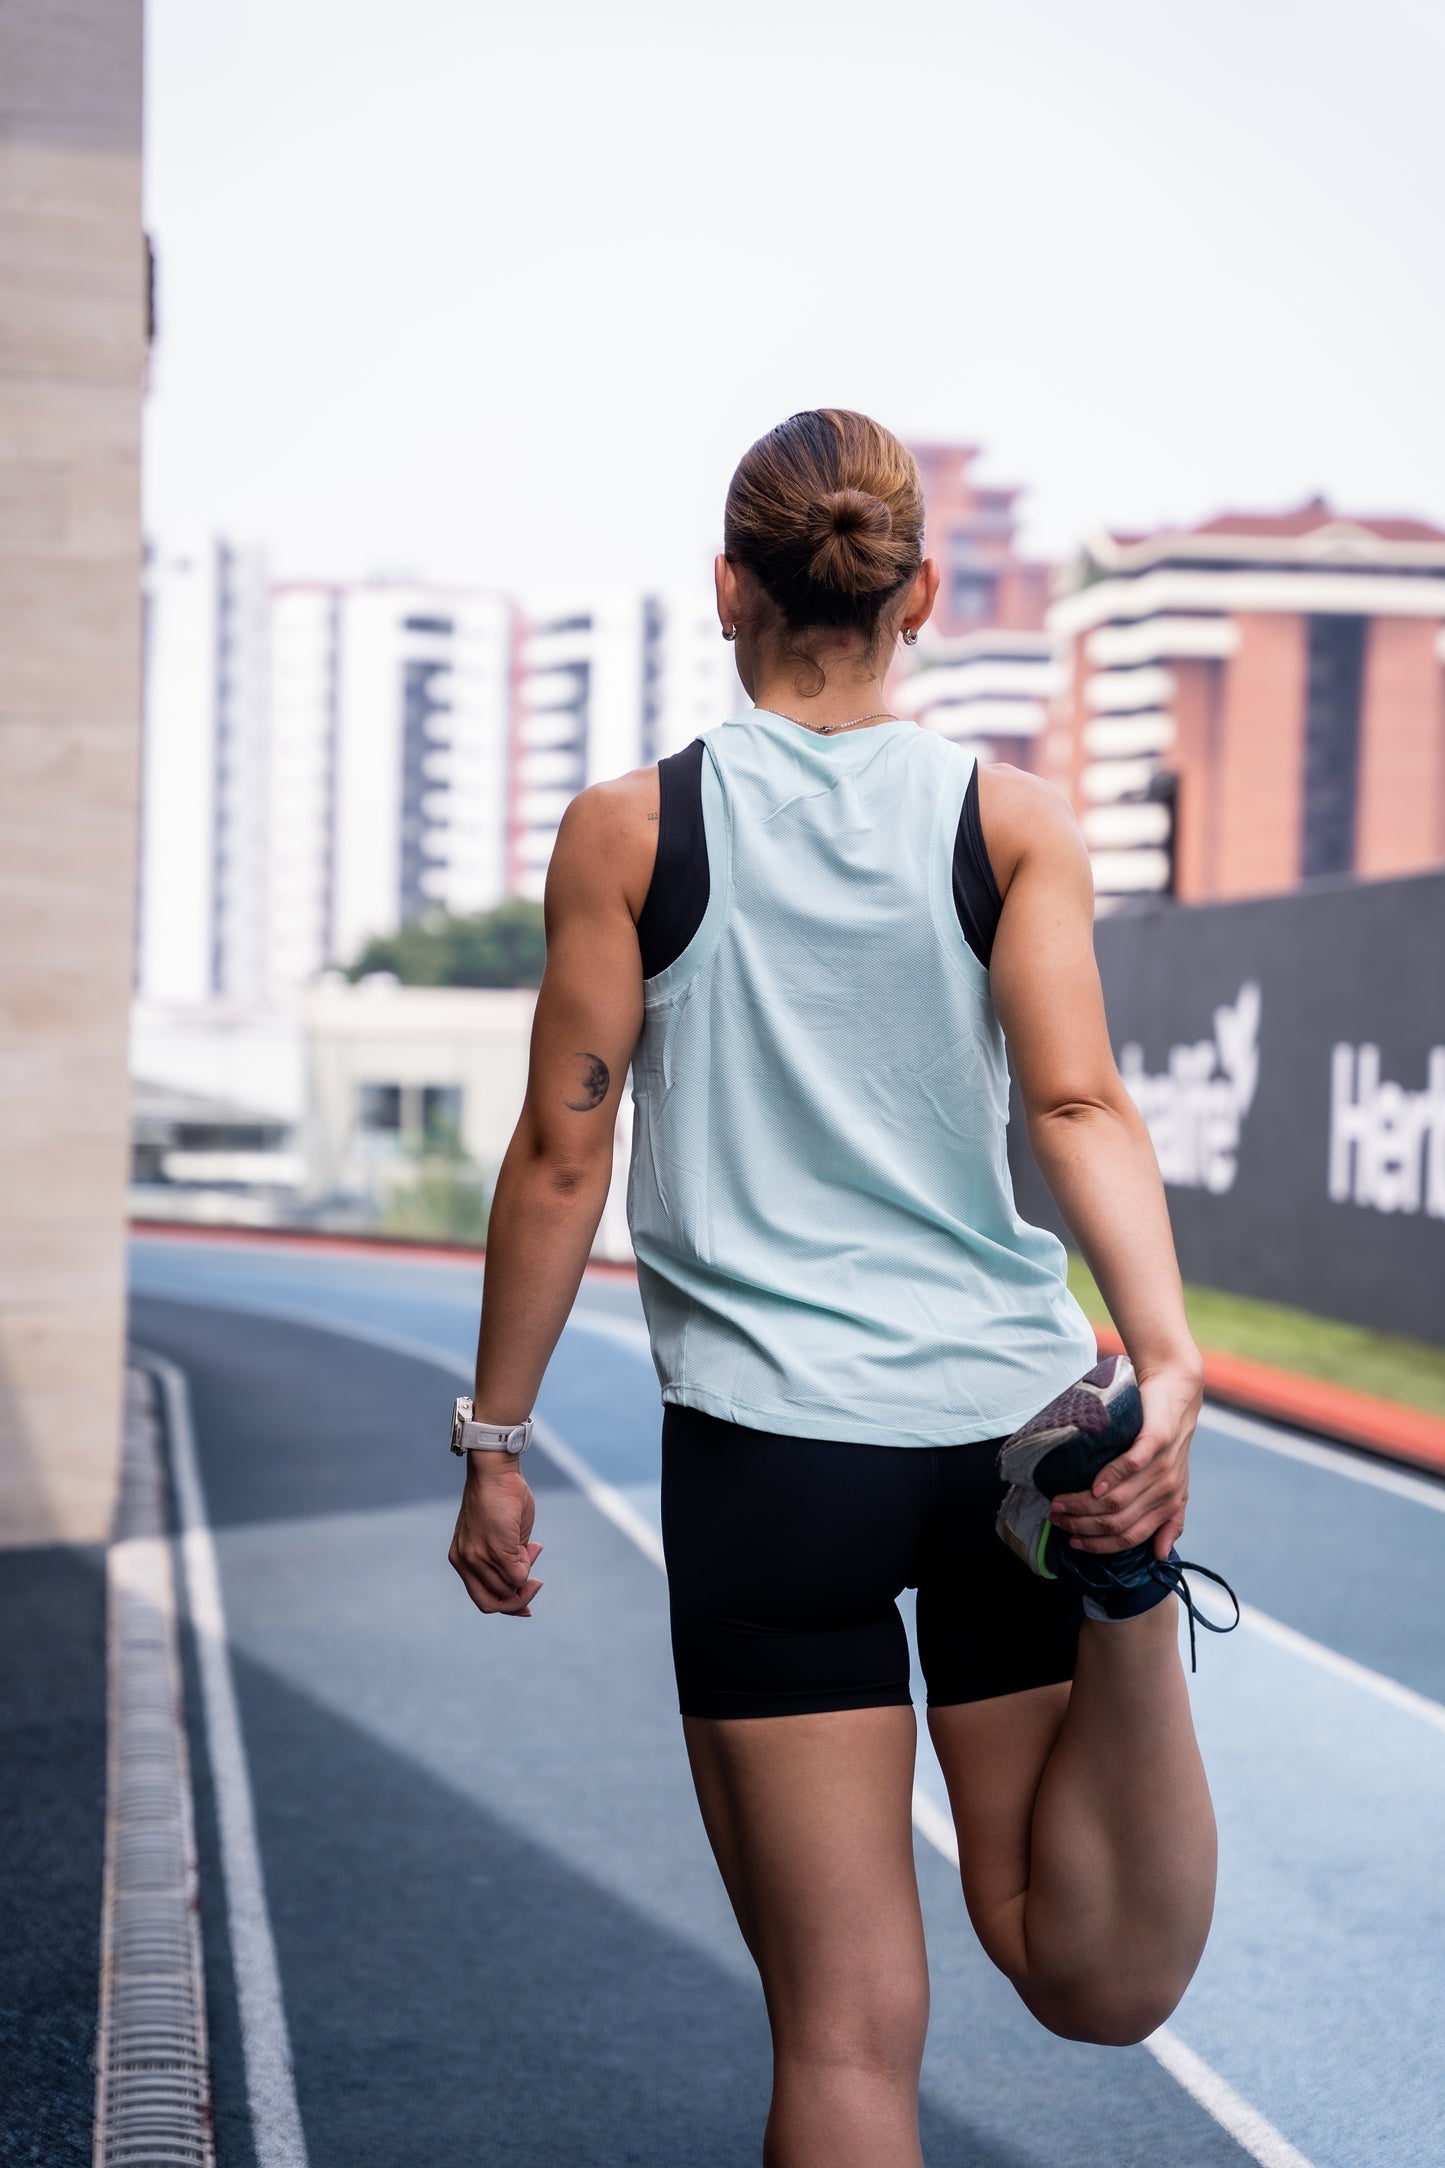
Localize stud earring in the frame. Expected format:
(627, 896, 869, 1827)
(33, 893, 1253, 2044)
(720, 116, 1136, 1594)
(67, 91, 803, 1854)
(901, 626, 918, 646)
(721, 625, 738, 643)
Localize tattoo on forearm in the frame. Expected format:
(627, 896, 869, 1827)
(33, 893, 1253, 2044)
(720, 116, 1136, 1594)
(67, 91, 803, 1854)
(565, 1052, 610, 1111)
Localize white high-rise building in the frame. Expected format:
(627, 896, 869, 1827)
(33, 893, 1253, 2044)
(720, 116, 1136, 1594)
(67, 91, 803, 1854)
(140, 557, 516, 1004)
(267, 582, 341, 996)
(508, 590, 740, 899)
(210, 541, 273, 1003)
(892, 628, 1063, 769)
(641, 588, 742, 762)
(331, 584, 513, 968)
(139, 541, 224, 1006)
(141, 553, 739, 999)
(508, 595, 642, 901)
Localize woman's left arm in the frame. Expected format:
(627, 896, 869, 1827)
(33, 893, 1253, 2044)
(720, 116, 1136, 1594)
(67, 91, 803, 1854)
(982, 764, 1204, 1561)
(448, 775, 653, 1619)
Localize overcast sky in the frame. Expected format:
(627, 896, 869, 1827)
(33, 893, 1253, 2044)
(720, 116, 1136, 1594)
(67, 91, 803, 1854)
(144, 0, 1445, 594)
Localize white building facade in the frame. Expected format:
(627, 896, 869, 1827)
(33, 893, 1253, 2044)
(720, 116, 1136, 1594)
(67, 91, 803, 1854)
(267, 582, 341, 997)
(892, 626, 1062, 769)
(508, 590, 741, 899)
(330, 584, 514, 968)
(141, 549, 743, 994)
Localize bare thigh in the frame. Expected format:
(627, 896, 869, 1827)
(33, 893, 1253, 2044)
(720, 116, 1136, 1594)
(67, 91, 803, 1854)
(683, 1705, 929, 2062)
(928, 1606, 1216, 2044)
(926, 1682, 1071, 1973)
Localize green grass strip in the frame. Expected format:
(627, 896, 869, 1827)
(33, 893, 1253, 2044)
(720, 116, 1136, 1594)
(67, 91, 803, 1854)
(1065, 1257, 1445, 1422)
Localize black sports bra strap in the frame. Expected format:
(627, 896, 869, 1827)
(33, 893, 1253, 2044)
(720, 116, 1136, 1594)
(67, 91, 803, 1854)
(953, 762, 1003, 969)
(636, 739, 709, 979)
(637, 738, 998, 975)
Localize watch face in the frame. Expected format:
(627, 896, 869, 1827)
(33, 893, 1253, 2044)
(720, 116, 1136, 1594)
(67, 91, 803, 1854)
(450, 1397, 471, 1453)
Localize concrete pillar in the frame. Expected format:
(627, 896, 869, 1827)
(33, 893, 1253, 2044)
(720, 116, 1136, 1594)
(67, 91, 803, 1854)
(0, 1, 146, 1544)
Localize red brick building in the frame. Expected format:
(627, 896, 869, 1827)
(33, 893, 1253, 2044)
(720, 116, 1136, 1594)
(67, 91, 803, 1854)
(895, 445, 1058, 763)
(1042, 502, 1445, 905)
(909, 444, 1052, 636)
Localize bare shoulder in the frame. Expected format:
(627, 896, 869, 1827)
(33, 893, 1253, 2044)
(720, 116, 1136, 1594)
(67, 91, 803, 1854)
(549, 768, 660, 921)
(976, 762, 1088, 899)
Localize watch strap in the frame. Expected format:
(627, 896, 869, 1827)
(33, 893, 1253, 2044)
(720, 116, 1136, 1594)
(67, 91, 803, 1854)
(450, 1396, 533, 1456)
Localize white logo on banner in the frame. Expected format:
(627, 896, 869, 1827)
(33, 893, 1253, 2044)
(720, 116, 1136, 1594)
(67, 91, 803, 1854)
(1329, 1044, 1445, 1220)
(1117, 983, 1261, 1196)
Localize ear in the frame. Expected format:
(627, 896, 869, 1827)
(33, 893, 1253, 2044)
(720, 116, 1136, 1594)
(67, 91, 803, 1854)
(715, 553, 744, 634)
(901, 557, 941, 638)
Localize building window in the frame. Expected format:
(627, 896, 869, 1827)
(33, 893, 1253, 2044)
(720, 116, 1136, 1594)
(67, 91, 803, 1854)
(358, 1083, 403, 1134)
(949, 570, 997, 624)
(399, 658, 453, 924)
(357, 1082, 463, 1149)
(422, 1084, 463, 1144)
(403, 615, 454, 635)
(1301, 616, 1365, 880)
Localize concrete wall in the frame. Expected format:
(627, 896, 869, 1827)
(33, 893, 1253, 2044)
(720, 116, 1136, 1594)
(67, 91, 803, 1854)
(302, 982, 537, 1199)
(0, 2, 146, 1543)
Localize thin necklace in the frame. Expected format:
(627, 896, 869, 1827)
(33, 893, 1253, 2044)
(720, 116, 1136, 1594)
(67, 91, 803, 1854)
(771, 708, 900, 737)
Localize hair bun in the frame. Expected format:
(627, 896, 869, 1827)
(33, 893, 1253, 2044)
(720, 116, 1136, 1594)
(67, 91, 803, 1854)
(804, 488, 896, 593)
(723, 410, 925, 641)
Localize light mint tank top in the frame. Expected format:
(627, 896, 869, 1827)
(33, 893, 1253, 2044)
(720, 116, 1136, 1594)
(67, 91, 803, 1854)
(626, 708, 1099, 1446)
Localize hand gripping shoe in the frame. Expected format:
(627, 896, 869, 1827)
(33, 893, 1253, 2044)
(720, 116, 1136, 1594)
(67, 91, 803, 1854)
(995, 1354, 1239, 1669)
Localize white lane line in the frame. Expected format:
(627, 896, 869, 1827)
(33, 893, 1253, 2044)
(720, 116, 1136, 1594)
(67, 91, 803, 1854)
(134, 1296, 669, 1576)
(566, 1311, 657, 1358)
(138, 1349, 310, 2168)
(905, 1728, 1319, 2167)
(1202, 1402, 1445, 1513)
(1143, 2028, 1317, 2168)
(1241, 1602, 1445, 1734)
(905, 1773, 1320, 2168)
(909, 1783, 959, 1866)
(534, 1417, 666, 1571)
(897, 1792, 1319, 2168)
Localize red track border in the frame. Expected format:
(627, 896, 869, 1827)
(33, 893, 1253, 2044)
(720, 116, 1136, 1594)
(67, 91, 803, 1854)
(127, 1219, 639, 1279)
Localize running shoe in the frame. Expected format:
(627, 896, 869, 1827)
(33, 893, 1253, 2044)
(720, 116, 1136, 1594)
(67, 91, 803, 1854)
(995, 1354, 1239, 1668)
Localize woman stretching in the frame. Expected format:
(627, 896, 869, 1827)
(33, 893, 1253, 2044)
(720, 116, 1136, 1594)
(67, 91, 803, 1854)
(449, 409, 1230, 2166)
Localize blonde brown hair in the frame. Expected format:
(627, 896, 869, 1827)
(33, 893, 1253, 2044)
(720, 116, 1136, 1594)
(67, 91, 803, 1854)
(723, 409, 924, 647)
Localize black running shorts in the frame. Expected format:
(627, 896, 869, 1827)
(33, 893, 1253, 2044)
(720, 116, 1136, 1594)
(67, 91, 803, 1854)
(662, 1404, 1084, 1720)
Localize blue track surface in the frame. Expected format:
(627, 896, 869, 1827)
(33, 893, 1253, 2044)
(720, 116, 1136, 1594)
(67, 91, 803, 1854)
(129, 1234, 1445, 2167)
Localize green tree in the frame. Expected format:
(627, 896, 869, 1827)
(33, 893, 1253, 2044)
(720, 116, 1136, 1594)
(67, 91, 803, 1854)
(347, 899, 545, 988)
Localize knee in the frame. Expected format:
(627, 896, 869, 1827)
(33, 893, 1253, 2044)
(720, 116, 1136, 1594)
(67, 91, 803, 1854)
(780, 1966, 930, 2079)
(1026, 1973, 1184, 2049)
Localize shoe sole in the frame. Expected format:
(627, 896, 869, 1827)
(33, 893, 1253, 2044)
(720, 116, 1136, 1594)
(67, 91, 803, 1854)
(994, 1356, 1140, 1579)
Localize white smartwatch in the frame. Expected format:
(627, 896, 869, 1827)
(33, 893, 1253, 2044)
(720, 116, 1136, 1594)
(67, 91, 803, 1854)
(449, 1396, 533, 1457)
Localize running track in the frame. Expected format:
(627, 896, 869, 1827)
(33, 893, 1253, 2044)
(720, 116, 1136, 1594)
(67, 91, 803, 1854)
(128, 1232, 1445, 2168)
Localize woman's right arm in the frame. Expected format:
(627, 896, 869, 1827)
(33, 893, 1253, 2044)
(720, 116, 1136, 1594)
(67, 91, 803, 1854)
(980, 765, 1204, 1563)
(447, 773, 653, 1619)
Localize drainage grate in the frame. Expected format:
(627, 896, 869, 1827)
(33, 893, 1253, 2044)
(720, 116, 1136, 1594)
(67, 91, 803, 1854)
(93, 1369, 215, 2168)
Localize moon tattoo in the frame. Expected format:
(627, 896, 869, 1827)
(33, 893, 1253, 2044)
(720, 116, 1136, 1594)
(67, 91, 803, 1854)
(565, 1052, 610, 1111)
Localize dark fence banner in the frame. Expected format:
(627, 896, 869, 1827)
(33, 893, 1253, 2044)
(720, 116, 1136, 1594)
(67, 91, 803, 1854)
(1008, 869, 1445, 1347)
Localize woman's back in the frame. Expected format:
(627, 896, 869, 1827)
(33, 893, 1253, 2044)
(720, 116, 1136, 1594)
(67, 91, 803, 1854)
(629, 706, 1097, 1446)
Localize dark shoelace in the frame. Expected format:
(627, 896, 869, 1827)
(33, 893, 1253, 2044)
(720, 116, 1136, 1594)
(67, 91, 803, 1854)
(1151, 1558, 1242, 1671)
